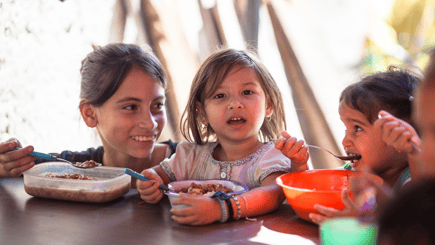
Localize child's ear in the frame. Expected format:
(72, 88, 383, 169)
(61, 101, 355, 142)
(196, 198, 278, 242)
(79, 100, 98, 128)
(196, 101, 209, 125)
(265, 98, 273, 118)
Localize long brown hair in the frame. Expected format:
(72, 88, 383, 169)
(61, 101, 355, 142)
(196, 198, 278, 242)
(181, 48, 286, 144)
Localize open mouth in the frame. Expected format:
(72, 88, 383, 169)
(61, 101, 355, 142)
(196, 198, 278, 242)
(348, 153, 361, 167)
(131, 135, 155, 142)
(227, 117, 246, 125)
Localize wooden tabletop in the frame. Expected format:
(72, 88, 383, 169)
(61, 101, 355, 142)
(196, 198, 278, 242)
(0, 177, 320, 245)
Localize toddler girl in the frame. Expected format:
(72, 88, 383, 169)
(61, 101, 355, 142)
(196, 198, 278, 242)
(310, 67, 421, 224)
(137, 48, 309, 225)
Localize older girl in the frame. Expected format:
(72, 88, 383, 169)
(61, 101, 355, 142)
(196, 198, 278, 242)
(0, 44, 176, 187)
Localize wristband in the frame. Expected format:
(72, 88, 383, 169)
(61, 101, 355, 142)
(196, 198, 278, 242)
(211, 191, 232, 223)
(217, 199, 228, 223)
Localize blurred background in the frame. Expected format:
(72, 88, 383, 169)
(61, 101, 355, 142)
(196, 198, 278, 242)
(1, 0, 434, 169)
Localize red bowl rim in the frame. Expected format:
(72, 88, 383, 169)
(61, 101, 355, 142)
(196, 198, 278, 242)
(276, 169, 356, 193)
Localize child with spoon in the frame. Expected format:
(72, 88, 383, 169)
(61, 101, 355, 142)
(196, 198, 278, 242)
(309, 66, 422, 225)
(0, 44, 177, 188)
(137, 48, 309, 225)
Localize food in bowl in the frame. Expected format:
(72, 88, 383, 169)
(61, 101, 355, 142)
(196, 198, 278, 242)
(276, 170, 383, 223)
(75, 160, 99, 168)
(23, 162, 131, 203)
(44, 173, 98, 180)
(175, 182, 233, 196)
(166, 180, 248, 209)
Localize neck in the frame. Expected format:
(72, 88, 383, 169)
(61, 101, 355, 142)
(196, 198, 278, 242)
(378, 165, 408, 188)
(214, 137, 264, 162)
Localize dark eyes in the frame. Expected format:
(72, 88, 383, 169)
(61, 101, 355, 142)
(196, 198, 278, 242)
(213, 90, 254, 99)
(214, 94, 225, 99)
(154, 102, 165, 109)
(123, 104, 138, 110)
(123, 102, 164, 111)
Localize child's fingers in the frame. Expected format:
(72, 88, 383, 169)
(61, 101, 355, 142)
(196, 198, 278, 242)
(1, 155, 36, 173)
(309, 212, 327, 225)
(9, 162, 35, 177)
(313, 204, 339, 217)
(281, 131, 291, 139)
(274, 138, 286, 150)
(341, 188, 357, 212)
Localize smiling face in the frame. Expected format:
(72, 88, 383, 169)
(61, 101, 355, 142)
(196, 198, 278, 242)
(339, 101, 406, 174)
(94, 66, 166, 160)
(200, 66, 272, 145)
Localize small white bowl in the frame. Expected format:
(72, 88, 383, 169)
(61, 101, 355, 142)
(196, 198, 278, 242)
(165, 179, 249, 209)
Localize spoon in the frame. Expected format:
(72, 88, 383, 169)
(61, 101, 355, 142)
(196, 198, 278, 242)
(272, 140, 361, 161)
(124, 168, 170, 192)
(305, 145, 361, 161)
(9, 147, 102, 168)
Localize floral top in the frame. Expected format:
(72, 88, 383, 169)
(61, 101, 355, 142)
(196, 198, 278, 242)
(160, 141, 291, 190)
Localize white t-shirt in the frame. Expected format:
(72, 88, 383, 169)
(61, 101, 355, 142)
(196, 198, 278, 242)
(160, 141, 291, 190)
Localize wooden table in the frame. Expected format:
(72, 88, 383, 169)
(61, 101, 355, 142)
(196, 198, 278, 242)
(0, 177, 320, 245)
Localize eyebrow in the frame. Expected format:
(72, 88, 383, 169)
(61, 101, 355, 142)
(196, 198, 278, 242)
(116, 96, 165, 104)
(349, 118, 369, 126)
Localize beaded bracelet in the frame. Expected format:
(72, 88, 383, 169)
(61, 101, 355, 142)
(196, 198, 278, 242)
(232, 196, 242, 220)
(217, 199, 229, 223)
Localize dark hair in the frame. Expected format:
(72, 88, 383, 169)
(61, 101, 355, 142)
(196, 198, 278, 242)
(79, 43, 166, 107)
(377, 180, 435, 245)
(340, 66, 421, 125)
(181, 48, 286, 144)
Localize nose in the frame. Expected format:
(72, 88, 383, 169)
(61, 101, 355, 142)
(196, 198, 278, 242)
(228, 98, 243, 110)
(138, 111, 157, 130)
(342, 131, 352, 150)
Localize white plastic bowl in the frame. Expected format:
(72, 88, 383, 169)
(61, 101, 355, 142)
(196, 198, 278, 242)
(165, 179, 248, 209)
(23, 162, 131, 202)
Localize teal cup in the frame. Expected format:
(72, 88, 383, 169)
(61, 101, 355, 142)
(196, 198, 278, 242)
(320, 218, 377, 245)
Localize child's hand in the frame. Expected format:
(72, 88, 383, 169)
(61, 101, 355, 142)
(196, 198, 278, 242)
(376, 110, 421, 155)
(170, 194, 222, 225)
(0, 138, 37, 177)
(274, 131, 309, 171)
(136, 169, 165, 204)
(308, 188, 358, 225)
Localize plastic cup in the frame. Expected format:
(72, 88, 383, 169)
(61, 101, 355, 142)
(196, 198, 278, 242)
(320, 218, 377, 245)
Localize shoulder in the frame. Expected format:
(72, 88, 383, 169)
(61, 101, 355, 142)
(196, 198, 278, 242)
(174, 141, 216, 155)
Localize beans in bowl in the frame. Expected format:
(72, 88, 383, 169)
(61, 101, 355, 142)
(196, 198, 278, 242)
(175, 182, 233, 196)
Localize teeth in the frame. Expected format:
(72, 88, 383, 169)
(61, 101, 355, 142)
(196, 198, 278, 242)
(132, 136, 154, 142)
(231, 118, 242, 121)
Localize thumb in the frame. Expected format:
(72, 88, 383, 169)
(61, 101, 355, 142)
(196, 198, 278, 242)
(281, 131, 291, 139)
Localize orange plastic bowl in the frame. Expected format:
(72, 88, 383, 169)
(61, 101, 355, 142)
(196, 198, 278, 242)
(276, 170, 383, 223)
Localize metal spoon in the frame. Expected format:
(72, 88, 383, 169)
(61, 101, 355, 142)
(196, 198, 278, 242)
(272, 140, 361, 161)
(9, 147, 102, 168)
(305, 145, 361, 161)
